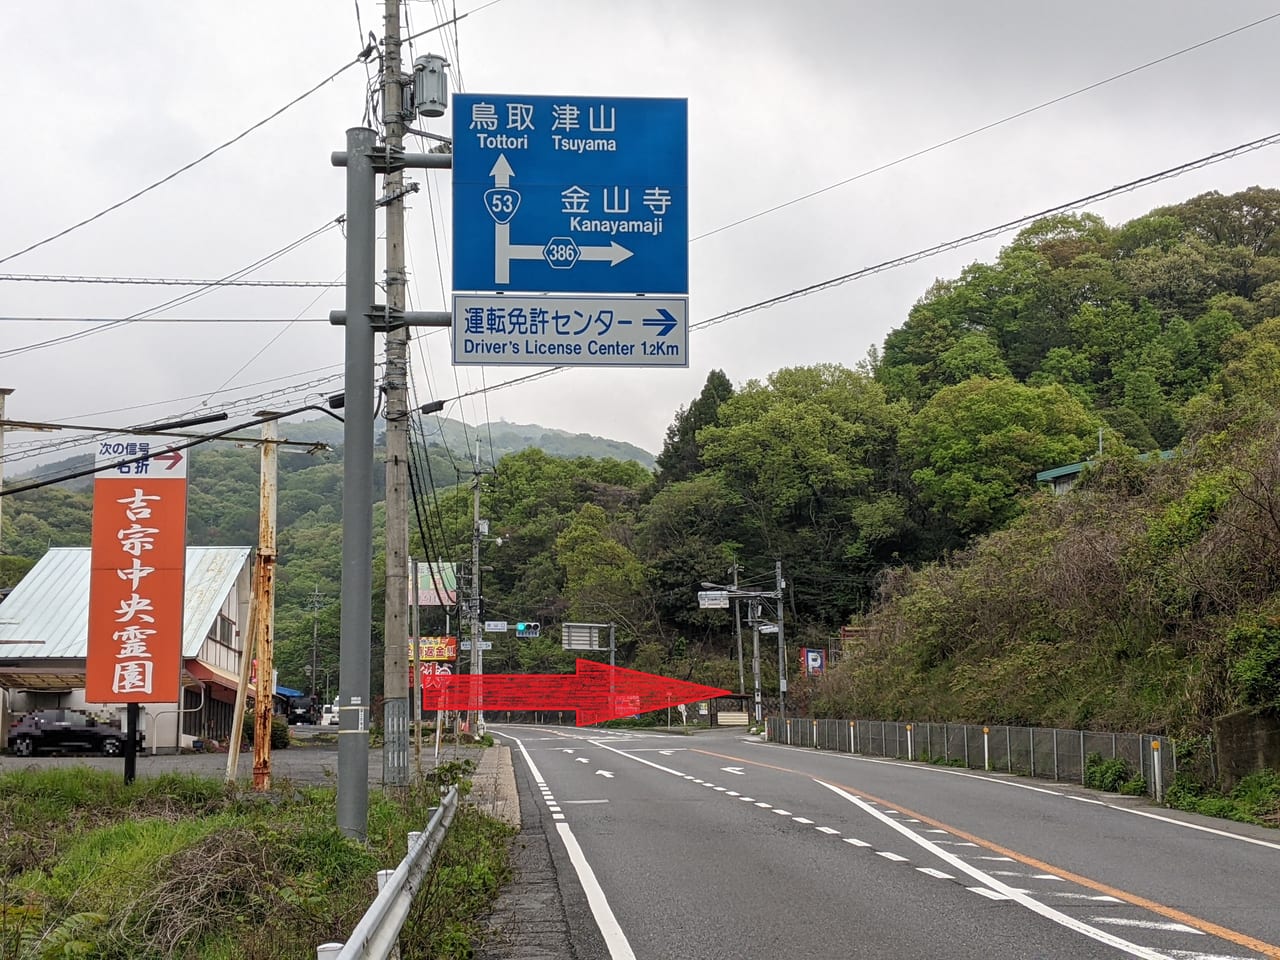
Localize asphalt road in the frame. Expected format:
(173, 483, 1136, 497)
(490, 723, 1280, 960)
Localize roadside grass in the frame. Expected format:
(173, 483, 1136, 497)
(1165, 769, 1280, 826)
(0, 764, 512, 960)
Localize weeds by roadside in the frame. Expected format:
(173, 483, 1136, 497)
(0, 765, 511, 960)
(1165, 769, 1280, 826)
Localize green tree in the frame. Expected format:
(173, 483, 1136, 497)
(655, 369, 733, 486)
(900, 377, 1101, 533)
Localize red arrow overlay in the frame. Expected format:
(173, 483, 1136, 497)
(423, 659, 731, 726)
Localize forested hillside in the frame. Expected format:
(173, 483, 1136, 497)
(5, 187, 1280, 736)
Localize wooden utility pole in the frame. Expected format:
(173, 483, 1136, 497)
(251, 417, 279, 790)
(381, 0, 411, 789)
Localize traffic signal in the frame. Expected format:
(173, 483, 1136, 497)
(516, 621, 541, 639)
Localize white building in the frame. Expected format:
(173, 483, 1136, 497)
(0, 545, 253, 753)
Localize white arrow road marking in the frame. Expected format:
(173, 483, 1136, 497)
(595, 770, 614, 778)
(560, 748, 575, 754)
(575, 757, 590, 764)
(720, 766, 745, 775)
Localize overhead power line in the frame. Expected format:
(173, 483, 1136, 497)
(0, 53, 371, 268)
(693, 11, 1280, 243)
(0, 274, 342, 288)
(0, 216, 344, 359)
(444, 128, 1280, 402)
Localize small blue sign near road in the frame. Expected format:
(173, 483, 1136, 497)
(452, 94, 688, 295)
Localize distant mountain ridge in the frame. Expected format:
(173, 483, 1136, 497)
(8, 414, 654, 485)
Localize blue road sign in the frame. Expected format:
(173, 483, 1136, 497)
(452, 294, 689, 368)
(452, 94, 687, 295)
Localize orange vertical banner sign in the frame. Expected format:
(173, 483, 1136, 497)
(85, 440, 189, 703)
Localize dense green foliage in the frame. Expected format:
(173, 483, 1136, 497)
(0, 765, 511, 959)
(8, 187, 1280, 744)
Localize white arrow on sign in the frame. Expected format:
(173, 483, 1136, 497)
(595, 770, 614, 778)
(488, 154, 634, 284)
(575, 757, 590, 764)
(720, 766, 745, 776)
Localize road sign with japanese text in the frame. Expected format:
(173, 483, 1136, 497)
(413, 636, 458, 662)
(452, 294, 688, 367)
(85, 440, 189, 703)
(452, 94, 687, 295)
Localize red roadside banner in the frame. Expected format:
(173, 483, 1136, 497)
(85, 441, 189, 703)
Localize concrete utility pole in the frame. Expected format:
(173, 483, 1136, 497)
(251, 416, 279, 791)
(470, 440, 484, 730)
(410, 557, 422, 771)
(750, 598, 762, 723)
(381, 0, 411, 791)
(776, 560, 787, 722)
(0, 388, 12, 554)
(732, 560, 745, 695)
(309, 586, 324, 705)
(331, 50, 450, 841)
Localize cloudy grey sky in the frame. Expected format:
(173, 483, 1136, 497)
(3, 0, 1279, 472)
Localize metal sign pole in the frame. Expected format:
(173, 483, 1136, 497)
(335, 126, 377, 840)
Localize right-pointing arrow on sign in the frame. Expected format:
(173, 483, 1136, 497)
(578, 241, 634, 266)
(643, 308, 678, 336)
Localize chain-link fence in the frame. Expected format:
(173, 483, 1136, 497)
(765, 717, 1175, 800)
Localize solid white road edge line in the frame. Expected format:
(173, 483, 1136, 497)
(815, 780, 1175, 960)
(493, 732, 638, 960)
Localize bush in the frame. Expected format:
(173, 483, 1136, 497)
(242, 713, 291, 750)
(1084, 752, 1136, 793)
(1166, 768, 1280, 824)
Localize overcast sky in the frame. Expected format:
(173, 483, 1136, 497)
(3, 0, 1280, 475)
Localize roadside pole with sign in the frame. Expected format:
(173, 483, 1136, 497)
(85, 440, 189, 783)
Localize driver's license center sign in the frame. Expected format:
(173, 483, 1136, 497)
(85, 440, 189, 703)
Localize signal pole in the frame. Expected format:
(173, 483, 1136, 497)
(381, 0, 411, 790)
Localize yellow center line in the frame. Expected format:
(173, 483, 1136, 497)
(691, 747, 1280, 959)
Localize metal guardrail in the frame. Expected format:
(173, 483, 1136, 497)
(766, 718, 1176, 800)
(317, 784, 460, 960)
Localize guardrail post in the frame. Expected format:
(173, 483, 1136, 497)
(963, 725, 969, 767)
(318, 945, 344, 959)
(1005, 727, 1012, 772)
(906, 724, 913, 760)
(407, 831, 422, 850)
(983, 726, 990, 771)
(1052, 729, 1059, 781)
(1080, 730, 1086, 786)
(1029, 728, 1035, 778)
